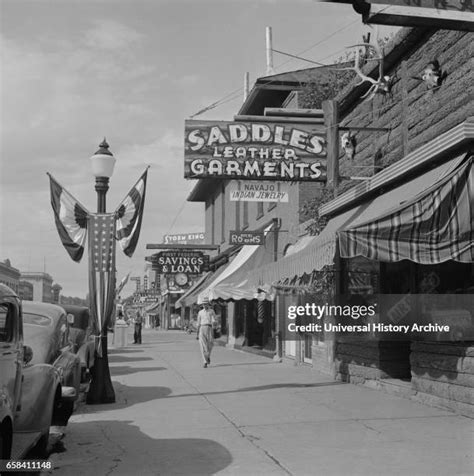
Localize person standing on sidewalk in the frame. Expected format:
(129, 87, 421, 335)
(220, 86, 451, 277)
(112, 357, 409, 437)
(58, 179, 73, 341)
(133, 309, 144, 344)
(196, 298, 217, 367)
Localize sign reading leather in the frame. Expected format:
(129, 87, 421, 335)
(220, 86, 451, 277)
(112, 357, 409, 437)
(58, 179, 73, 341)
(152, 251, 209, 274)
(184, 120, 327, 182)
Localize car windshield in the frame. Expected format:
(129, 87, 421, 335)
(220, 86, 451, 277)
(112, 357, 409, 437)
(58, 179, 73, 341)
(23, 312, 52, 326)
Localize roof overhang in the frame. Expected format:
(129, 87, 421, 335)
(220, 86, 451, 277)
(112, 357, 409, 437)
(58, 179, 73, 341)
(326, 1, 474, 32)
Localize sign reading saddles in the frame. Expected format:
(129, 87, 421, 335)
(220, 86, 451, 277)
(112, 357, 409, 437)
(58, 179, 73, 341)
(152, 251, 209, 274)
(184, 120, 327, 182)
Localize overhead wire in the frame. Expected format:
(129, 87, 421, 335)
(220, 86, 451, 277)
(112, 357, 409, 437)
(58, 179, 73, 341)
(173, 19, 369, 236)
(188, 18, 361, 119)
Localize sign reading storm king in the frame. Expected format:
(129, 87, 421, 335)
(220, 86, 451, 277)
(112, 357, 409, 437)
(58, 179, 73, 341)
(229, 182, 289, 202)
(162, 232, 205, 245)
(152, 251, 210, 274)
(184, 120, 327, 182)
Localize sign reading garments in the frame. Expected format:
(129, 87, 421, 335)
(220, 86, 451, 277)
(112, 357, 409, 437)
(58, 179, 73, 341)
(184, 120, 327, 182)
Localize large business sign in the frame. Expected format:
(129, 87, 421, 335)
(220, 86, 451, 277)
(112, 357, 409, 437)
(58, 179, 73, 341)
(151, 251, 209, 274)
(229, 182, 289, 202)
(162, 233, 205, 245)
(184, 120, 327, 182)
(229, 230, 264, 246)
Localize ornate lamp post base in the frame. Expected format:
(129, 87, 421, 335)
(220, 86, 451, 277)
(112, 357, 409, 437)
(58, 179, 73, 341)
(86, 335, 115, 404)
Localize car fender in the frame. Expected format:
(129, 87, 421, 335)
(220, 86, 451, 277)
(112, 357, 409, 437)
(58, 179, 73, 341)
(77, 340, 96, 371)
(54, 351, 81, 396)
(15, 364, 60, 434)
(0, 390, 14, 424)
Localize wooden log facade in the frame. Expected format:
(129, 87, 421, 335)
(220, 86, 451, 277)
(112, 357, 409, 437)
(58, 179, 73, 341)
(308, 28, 473, 417)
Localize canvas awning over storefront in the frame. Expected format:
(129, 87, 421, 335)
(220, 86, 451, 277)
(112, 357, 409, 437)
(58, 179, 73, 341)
(246, 209, 359, 287)
(247, 153, 471, 287)
(338, 154, 473, 264)
(198, 223, 275, 302)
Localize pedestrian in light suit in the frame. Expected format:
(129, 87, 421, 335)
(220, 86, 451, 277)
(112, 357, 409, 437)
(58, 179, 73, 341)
(197, 298, 217, 367)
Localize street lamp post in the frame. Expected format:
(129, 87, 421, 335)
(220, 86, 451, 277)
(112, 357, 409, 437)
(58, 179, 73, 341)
(86, 139, 116, 404)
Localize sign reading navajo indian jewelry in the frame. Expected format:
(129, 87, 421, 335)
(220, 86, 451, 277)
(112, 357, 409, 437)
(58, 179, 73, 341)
(184, 120, 327, 182)
(229, 182, 289, 202)
(152, 251, 209, 274)
(229, 230, 264, 246)
(162, 232, 205, 245)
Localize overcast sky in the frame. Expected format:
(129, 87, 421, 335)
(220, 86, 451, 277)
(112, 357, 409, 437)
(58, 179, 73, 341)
(0, 0, 396, 298)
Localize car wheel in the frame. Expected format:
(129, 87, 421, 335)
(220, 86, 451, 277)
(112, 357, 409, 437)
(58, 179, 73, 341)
(32, 428, 50, 459)
(0, 420, 13, 459)
(61, 400, 75, 424)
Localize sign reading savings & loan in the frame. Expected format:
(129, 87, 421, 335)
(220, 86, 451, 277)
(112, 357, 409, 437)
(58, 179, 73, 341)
(184, 120, 327, 182)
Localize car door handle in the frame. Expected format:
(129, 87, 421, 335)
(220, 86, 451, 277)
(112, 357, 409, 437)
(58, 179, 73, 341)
(2, 351, 13, 355)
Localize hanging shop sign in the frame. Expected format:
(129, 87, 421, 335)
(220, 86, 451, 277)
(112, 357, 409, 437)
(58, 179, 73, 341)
(229, 230, 264, 246)
(229, 181, 289, 202)
(162, 232, 205, 245)
(184, 120, 327, 182)
(152, 250, 209, 274)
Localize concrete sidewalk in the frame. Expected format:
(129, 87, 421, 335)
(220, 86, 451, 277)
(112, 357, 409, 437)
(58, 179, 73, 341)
(45, 329, 473, 476)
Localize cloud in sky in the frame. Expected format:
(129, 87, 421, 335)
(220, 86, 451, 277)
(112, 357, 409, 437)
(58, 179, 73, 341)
(82, 18, 144, 50)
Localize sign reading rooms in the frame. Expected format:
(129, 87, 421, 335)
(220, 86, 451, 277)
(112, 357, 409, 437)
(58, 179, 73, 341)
(184, 120, 327, 182)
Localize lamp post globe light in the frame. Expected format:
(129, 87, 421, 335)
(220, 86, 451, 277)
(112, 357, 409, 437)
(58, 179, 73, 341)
(87, 138, 116, 404)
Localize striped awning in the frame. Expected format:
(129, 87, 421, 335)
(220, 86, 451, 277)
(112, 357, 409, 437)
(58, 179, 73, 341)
(338, 154, 473, 264)
(198, 223, 275, 302)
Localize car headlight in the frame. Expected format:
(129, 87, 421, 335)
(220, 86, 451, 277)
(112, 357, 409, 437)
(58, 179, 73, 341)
(57, 366, 64, 383)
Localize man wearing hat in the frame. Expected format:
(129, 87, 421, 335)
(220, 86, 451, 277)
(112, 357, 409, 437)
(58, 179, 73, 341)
(196, 297, 217, 367)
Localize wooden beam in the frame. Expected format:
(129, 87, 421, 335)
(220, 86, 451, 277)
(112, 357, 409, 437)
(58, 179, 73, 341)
(146, 244, 220, 250)
(339, 126, 390, 132)
(233, 114, 325, 124)
(365, 4, 474, 31)
(322, 100, 340, 195)
(264, 107, 324, 118)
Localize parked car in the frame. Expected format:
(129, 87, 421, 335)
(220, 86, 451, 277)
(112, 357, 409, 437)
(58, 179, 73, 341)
(0, 284, 28, 459)
(21, 301, 81, 432)
(61, 304, 95, 386)
(0, 285, 62, 460)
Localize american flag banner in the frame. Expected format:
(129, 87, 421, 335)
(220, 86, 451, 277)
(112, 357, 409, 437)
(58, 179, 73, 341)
(116, 168, 149, 257)
(88, 213, 117, 354)
(48, 173, 89, 262)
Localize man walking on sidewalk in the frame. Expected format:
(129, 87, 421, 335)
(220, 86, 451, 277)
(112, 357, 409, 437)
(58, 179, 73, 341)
(196, 298, 217, 367)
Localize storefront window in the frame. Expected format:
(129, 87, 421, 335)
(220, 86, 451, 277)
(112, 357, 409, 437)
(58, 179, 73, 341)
(344, 256, 380, 296)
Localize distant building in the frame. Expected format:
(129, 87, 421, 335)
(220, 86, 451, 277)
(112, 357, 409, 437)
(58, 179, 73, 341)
(0, 259, 21, 294)
(21, 271, 54, 303)
(19, 281, 34, 301)
(51, 283, 62, 304)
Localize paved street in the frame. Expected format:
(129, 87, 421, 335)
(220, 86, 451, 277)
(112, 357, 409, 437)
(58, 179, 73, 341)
(44, 329, 473, 476)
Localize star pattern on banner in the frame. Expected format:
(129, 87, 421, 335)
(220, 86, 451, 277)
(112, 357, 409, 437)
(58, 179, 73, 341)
(90, 214, 115, 272)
